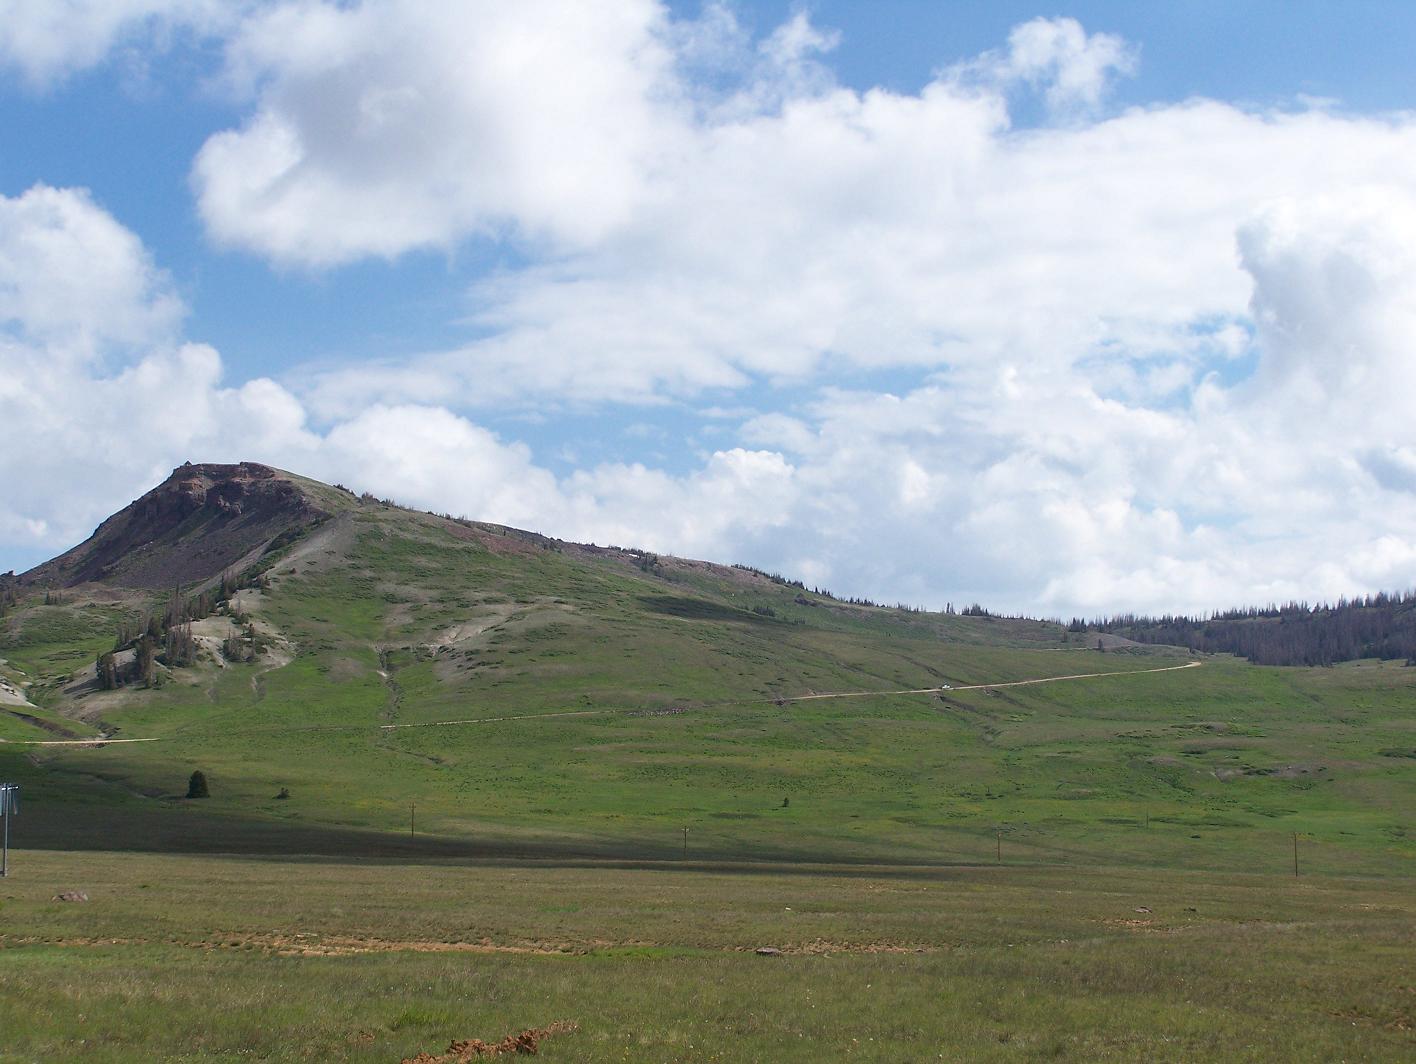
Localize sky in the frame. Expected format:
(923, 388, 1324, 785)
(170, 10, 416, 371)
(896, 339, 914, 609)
(3, 1, 1416, 619)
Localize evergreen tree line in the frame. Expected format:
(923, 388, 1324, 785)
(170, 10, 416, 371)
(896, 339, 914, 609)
(1086, 590, 1416, 666)
(729, 563, 926, 610)
(98, 571, 261, 690)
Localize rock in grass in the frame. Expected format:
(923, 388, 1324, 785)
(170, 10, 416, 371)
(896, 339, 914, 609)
(755, 946, 783, 956)
(54, 891, 89, 902)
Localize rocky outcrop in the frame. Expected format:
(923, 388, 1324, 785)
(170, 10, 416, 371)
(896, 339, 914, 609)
(22, 462, 331, 590)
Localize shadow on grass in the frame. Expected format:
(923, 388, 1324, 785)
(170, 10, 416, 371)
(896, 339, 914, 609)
(9, 796, 1020, 880)
(637, 595, 767, 624)
(12, 797, 1401, 885)
(2, 746, 949, 873)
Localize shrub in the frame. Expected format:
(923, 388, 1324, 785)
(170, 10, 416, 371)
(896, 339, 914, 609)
(186, 771, 209, 799)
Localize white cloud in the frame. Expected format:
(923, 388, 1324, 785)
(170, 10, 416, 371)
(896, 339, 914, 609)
(1364, 446, 1416, 495)
(317, 405, 560, 528)
(751, 194, 1416, 615)
(285, 82, 1416, 420)
(6, 10, 1416, 616)
(0, 186, 316, 554)
(194, 0, 679, 265)
(184, 5, 1416, 432)
(0, 185, 797, 583)
(1238, 192, 1416, 412)
(5, 177, 1416, 616)
(0, 0, 236, 88)
(956, 16, 1138, 116)
(559, 447, 796, 558)
(0, 185, 181, 357)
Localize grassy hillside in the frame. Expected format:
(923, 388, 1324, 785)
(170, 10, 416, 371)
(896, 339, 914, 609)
(3, 472, 1414, 1061)
(2, 491, 1412, 876)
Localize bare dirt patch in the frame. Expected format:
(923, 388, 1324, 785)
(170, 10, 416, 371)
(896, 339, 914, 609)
(736, 939, 933, 956)
(194, 932, 604, 957)
(402, 1022, 578, 1062)
(265, 512, 356, 578)
(189, 615, 243, 667)
(0, 670, 34, 708)
(1329, 1008, 1414, 1033)
(1214, 762, 1328, 782)
(2, 935, 137, 947)
(424, 607, 516, 651)
(10, 929, 939, 960)
(225, 590, 295, 668)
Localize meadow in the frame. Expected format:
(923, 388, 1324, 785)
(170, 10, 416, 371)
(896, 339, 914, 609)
(2, 496, 1414, 1059)
(2, 849, 1413, 1062)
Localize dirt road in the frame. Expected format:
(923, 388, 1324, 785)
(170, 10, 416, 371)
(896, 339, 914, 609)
(0, 660, 1201, 748)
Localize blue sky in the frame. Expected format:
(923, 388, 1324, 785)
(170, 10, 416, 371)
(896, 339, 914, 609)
(3, 1, 1416, 616)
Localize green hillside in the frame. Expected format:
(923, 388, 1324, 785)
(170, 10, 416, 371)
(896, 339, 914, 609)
(2, 474, 1412, 877)
(3, 466, 1414, 1061)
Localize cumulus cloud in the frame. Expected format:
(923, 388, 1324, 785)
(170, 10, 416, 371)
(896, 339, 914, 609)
(0, 186, 314, 554)
(0, 185, 799, 581)
(318, 405, 560, 528)
(953, 16, 1138, 116)
(183, 3, 1416, 431)
(739, 194, 1416, 615)
(6, 173, 1416, 614)
(0, 0, 236, 88)
(194, 0, 679, 264)
(1238, 193, 1416, 412)
(5, 8, 1416, 616)
(0, 185, 181, 356)
(269, 33, 1416, 415)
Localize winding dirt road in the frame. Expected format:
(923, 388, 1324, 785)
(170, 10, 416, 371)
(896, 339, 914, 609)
(0, 660, 1201, 748)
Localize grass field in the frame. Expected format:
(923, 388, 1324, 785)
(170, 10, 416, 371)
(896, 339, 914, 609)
(4, 643, 1411, 875)
(2, 488, 1414, 1059)
(2, 849, 1413, 1062)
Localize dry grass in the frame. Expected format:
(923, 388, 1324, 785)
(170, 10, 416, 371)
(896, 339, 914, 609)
(0, 848, 1412, 1061)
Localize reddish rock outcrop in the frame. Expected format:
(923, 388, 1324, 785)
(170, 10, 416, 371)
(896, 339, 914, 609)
(23, 462, 333, 590)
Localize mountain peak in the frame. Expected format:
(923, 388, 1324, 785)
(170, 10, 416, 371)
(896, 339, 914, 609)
(22, 460, 338, 590)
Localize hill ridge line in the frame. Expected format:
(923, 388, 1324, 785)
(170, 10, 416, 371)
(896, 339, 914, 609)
(0, 661, 1201, 748)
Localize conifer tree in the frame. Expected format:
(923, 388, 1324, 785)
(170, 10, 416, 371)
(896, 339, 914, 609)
(96, 652, 120, 691)
(134, 635, 156, 686)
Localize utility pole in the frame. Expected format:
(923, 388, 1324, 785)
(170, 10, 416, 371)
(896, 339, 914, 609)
(996, 829, 1001, 865)
(0, 784, 17, 878)
(1293, 832, 1299, 877)
(682, 826, 688, 860)
(410, 802, 416, 840)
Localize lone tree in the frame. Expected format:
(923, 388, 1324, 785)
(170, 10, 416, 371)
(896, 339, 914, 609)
(95, 651, 120, 691)
(186, 770, 209, 799)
